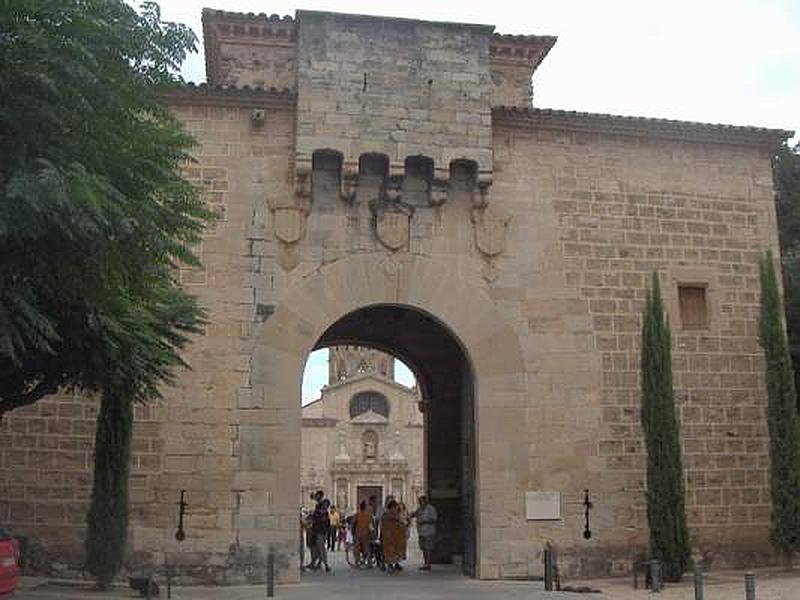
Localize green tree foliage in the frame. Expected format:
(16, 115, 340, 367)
(758, 251, 800, 558)
(0, 0, 208, 419)
(0, 0, 210, 585)
(84, 390, 133, 587)
(773, 143, 800, 409)
(640, 272, 691, 581)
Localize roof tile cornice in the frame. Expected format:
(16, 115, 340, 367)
(159, 83, 296, 109)
(202, 8, 295, 23)
(494, 106, 793, 148)
(490, 33, 557, 72)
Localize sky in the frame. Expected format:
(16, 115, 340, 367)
(155, 0, 799, 139)
(302, 350, 416, 404)
(151, 0, 799, 400)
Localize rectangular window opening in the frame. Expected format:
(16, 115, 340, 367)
(679, 285, 708, 329)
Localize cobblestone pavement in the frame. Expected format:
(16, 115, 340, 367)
(12, 553, 800, 599)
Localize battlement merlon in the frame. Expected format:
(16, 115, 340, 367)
(202, 9, 297, 90)
(490, 34, 557, 107)
(201, 8, 556, 108)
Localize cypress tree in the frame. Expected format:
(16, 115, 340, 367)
(772, 144, 800, 410)
(758, 251, 800, 561)
(641, 272, 691, 581)
(85, 390, 134, 588)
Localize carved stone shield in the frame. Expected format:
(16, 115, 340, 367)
(273, 206, 307, 244)
(376, 210, 410, 251)
(472, 207, 510, 257)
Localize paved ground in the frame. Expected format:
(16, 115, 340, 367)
(11, 552, 800, 599)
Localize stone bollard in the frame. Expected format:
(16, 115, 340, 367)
(745, 571, 756, 600)
(266, 551, 275, 598)
(543, 546, 552, 591)
(648, 560, 662, 593)
(693, 566, 703, 600)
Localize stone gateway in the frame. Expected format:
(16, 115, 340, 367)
(0, 7, 793, 585)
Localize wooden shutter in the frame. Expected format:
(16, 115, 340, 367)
(679, 286, 707, 329)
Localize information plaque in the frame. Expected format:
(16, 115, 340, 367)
(525, 491, 562, 520)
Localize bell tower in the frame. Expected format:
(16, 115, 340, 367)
(328, 346, 395, 384)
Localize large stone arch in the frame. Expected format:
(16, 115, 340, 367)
(247, 252, 527, 580)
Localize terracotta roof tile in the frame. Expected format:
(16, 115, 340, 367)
(494, 106, 793, 147)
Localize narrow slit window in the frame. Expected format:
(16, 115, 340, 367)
(679, 285, 708, 329)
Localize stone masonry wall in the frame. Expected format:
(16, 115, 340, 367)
(294, 11, 494, 175)
(0, 105, 783, 581)
(491, 118, 778, 574)
(0, 93, 297, 583)
(0, 394, 165, 577)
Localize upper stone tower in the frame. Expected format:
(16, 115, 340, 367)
(200, 9, 555, 258)
(201, 9, 555, 109)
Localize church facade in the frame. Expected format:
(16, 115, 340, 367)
(300, 347, 423, 514)
(0, 6, 794, 584)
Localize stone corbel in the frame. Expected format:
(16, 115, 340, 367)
(473, 172, 493, 208)
(433, 166, 451, 183)
(293, 164, 312, 209)
(389, 163, 405, 180)
(429, 179, 449, 207)
(340, 163, 358, 203)
(385, 174, 404, 203)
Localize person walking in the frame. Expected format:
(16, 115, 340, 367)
(336, 517, 347, 551)
(328, 505, 340, 551)
(398, 501, 410, 560)
(380, 499, 406, 573)
(304, 490, 327, 571)
(299, 507, 307, 572)
(411, 495, 437, 571)
(353, 500, 372, 564)
(310, 498, 332, 572)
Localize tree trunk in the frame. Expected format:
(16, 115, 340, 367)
(84, 389, 133, 588)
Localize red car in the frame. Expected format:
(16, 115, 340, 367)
(0, 528, 19, 597)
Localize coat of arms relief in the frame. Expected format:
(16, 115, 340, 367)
(370, 175, 415, 252)
(275, 156, 508, 263)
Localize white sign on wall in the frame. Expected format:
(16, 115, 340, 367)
(525, 491, 562, 521)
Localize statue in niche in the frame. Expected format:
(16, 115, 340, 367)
(390, 429, 405, 460)
(336, 428, 350, 460)
(337, 483, 348, 511)
(362, 430, 378, 459)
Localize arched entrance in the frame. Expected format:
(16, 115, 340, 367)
(250, 253, 527, 581)
(314, 305, 477, 573)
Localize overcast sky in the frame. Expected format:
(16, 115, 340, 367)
(152, 0, 799, 401)
(157, 0, 799, 137)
